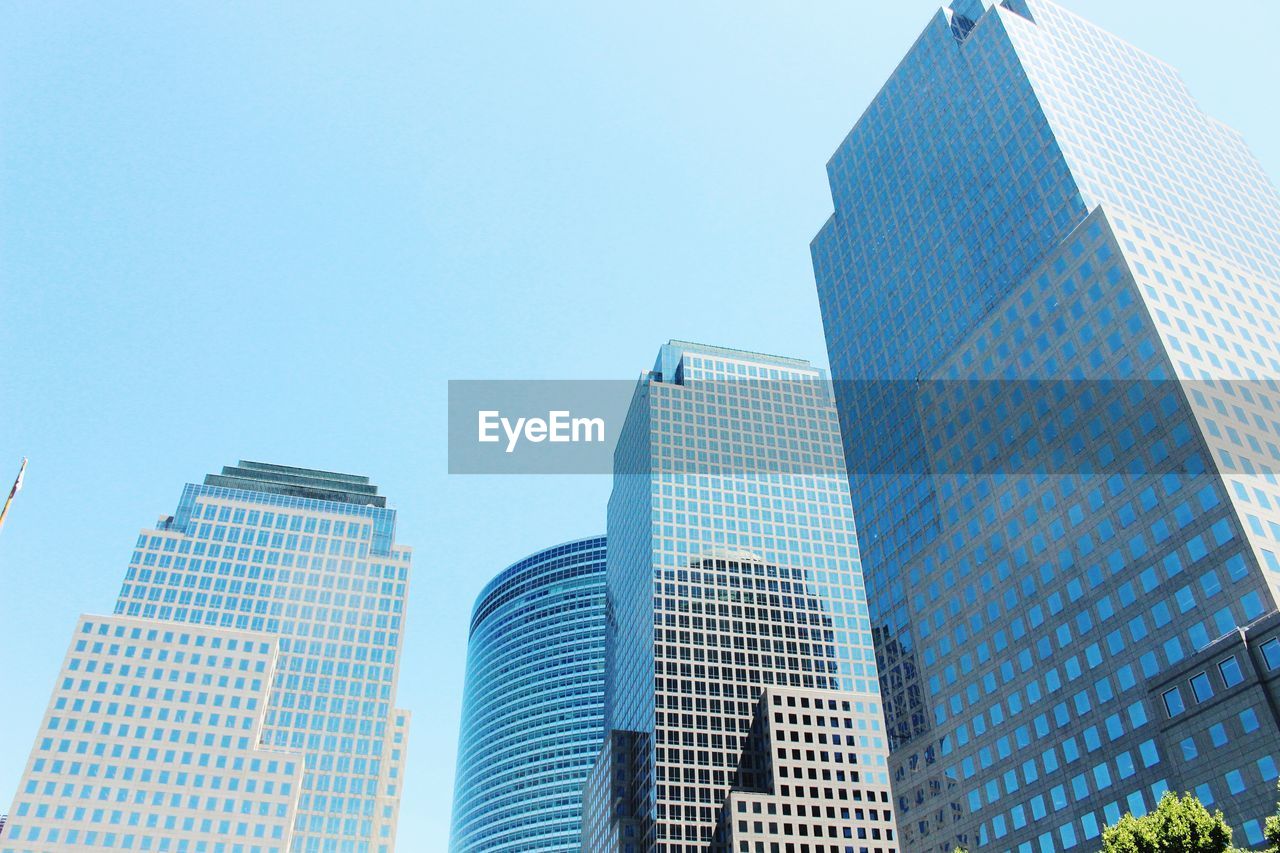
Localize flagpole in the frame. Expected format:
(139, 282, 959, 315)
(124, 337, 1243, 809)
(0, 457, 28, 533)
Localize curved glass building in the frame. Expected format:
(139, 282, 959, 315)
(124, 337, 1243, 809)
(450, 536, 607, 852)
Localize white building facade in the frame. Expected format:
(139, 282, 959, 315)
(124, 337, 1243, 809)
(3, 462, 411, 853)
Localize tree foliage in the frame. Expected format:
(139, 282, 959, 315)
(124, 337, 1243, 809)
(1264, 780, 1280, 853)
(1102, 791, 1233, 853)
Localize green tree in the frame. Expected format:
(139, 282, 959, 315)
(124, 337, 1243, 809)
(1263, 780, 1280, 853)
(1102, 791, 1233, 853)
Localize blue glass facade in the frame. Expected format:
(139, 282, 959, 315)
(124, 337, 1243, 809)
(812, 1, 1280, 851)
(450, 536, 607, 852)
(599, 341, 895, 852)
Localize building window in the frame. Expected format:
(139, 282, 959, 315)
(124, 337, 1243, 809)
(1217, 655, 1244, 688)
(1261, 638, 1280, 671)
(1241, 708, 1261, 733)
(1161, 687, 1185, 718)
(1189, 672, 1214, 703)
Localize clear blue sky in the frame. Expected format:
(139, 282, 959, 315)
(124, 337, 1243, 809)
(1, 1, 1276, 847)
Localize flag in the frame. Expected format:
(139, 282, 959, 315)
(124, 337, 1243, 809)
(0, 457, 27, 533)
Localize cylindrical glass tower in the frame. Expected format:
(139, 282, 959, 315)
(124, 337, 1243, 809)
(449, 536, 607, 852)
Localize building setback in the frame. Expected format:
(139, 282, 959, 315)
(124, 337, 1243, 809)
(580, 729, 649, 852)
(4, 615, 303, 851)
(812, 0, 1280, 850)
(587, 341, 896, 853)
(1145, 612, 1280, 831)
(450, 536, 608, 852)
(1, 461, 412, 853)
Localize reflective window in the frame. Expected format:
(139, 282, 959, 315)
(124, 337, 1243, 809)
(1189, 672, 1214, 703)
(1217, 655, 1244, 688)
(1262, 638, 1280, 671)
(1241, 708, 1261, 733)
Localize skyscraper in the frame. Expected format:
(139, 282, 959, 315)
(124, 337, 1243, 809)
(449, 536, 608, 852)
(811, 1, 1280, 850)
(589, 341, 897, 853)
(1, 461, 412, 853)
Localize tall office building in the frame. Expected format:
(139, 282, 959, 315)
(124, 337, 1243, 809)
(450, 536, 608, 852)
(1, 461, 412, 853)
(588, 341, 897, 853)
(811, 1, 1280, 850)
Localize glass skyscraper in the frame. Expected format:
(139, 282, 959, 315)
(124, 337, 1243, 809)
(812, 1, 1280, 850)
(1, 461, 412, 853)
(589, 341, 896, 853)
(449, 536, 607, 853)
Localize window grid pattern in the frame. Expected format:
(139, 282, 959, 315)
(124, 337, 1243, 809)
(810, 1, 1280, 851)
(450, 537, 607, 852)
(2, 615, 302, 853)
(112, 481, 411, 853)
(604, 342, 893, 853)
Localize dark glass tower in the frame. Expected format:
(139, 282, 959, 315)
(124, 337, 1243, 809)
(812, 1, 1280, 850)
